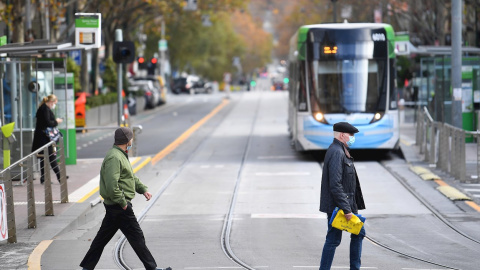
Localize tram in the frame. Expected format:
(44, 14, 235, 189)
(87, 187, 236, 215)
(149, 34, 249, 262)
(287, 23, 400, 151)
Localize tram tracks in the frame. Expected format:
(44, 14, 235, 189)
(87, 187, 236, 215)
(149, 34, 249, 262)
(314, 158, 480, 270)
(112, 94, 261, 270)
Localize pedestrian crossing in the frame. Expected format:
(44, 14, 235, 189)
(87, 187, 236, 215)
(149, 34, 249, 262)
(460, 183, 480, 198)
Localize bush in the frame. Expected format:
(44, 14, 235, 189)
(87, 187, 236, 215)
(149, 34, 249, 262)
(86, 92, 118, 108)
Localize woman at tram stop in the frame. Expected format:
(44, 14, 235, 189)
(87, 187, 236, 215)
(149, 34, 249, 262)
(31, 94, 63, 184)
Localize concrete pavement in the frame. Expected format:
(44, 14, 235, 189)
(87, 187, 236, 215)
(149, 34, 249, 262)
(1, 101, 480, 269)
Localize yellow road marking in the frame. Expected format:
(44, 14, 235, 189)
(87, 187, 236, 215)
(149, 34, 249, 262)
(151, 99, 230, 165)
(465, 201, 480, 212)
(130, 156, 142, 166)
(400, 138, 412, 146)
(434, 179, 449, 186)
(77, 186, 100, 203)
(29, 100, 229, 269)
(27, 240, 53, 270)
(133, 157, 151, 173)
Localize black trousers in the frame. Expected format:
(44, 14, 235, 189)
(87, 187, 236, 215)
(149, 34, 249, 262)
(39, 145, 60, 183)
(80, 202, 157, 270)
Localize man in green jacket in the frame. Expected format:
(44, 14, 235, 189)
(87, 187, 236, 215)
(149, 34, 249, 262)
(80, 127, 171, 270)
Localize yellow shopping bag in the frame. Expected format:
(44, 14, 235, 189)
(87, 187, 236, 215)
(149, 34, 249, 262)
(330, 208, 365, 235)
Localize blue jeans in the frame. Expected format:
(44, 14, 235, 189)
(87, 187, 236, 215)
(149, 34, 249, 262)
(319, 213, 366, 270)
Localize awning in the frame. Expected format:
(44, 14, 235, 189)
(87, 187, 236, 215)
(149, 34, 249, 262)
(0, 39, 84, 56)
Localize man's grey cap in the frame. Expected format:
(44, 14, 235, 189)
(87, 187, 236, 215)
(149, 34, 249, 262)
(114, 127, 133, 145)
(333, 122, 359, 134)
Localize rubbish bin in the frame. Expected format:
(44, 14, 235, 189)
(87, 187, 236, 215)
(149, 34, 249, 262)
(75, 92, 87, 128)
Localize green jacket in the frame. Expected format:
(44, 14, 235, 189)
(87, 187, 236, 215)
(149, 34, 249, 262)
(99, 146, 148, 208)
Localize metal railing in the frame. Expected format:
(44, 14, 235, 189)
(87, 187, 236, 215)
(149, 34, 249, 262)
(416, 107, 479, 183)
(0, 138, 68, 243)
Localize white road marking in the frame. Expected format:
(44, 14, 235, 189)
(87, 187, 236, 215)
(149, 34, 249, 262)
(69, 175, 100, 202)
(255, 172, 310, 176)
(251, 213, 326, 219)
(257, 155, 296, 160)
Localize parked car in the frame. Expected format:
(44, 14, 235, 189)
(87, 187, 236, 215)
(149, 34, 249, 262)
(129, 80, 160, 109)
(172, 77, 188, 94)
(132, 76, 167, 105)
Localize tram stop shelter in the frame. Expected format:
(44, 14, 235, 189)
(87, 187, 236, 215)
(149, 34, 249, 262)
(407, 46, 480, 138)
(0, 39, 83, 169)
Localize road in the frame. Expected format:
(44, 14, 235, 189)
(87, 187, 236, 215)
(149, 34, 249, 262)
(39, 80, 480, 270)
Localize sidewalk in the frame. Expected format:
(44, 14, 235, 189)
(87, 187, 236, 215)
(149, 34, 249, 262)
(399, 108, 480, 207)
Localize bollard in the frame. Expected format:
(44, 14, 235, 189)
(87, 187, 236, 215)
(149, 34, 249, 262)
(42, 150, 54, 216)
(424, 121, 430, 162)
(459, 130, 466, 182)
(477, 133, 480, 183)
(27, 156, 37, 228)
(429, 122, 436, 164)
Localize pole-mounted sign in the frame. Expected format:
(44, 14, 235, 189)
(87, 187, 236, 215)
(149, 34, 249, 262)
(75, 13, 102, 49)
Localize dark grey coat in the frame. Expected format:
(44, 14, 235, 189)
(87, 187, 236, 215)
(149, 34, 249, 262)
(319, 138, 365, 214)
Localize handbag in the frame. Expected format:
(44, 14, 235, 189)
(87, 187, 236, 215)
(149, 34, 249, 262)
(44, 127, 62, 143)
(329, 207, 366, 235)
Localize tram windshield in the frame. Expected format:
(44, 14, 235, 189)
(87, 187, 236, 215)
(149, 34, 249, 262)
(311, 59, 387, 113)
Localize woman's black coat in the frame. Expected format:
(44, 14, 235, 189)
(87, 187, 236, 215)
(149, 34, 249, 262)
(31, 103, 58, 152)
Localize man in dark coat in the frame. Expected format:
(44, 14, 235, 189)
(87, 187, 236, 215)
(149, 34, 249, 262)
(319, 122, 365, 270)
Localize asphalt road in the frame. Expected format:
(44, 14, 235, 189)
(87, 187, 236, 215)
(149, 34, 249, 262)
(40, 82, 480, 270)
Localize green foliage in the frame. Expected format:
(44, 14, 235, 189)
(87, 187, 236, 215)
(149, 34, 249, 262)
(86, 92, 118, 108)
(66, 58, 82, 93)
(102, 58, 117, 92)
(396, 56, 414, 87)
(158, 11, 247, 81)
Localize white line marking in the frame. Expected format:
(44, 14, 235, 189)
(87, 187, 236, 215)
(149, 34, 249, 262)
(257, 155, 296, 160)
(251, 213, 326, 219)
(255, 172, 311, 176)
(69, 175, 100, 202)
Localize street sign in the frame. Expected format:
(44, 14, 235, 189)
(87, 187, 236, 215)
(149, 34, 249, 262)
(75, 13, 102, 49)
(158, 39, 168, 51)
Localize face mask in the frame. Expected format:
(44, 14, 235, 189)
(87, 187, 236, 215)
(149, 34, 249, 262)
(51, 104, 56, 110)
(347, 135, 355, 147)
(126, 144, 132, 151)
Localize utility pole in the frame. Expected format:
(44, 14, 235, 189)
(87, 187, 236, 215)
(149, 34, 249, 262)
(160, 19, 166, 78)
(451, 0, 462, 128)
(116, 29, 123, 126)
(332, 0, 337, 23)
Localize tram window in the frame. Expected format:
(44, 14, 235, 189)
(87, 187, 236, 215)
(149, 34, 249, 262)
(298, 62, 308, 111)
(312, 59, 386, 113)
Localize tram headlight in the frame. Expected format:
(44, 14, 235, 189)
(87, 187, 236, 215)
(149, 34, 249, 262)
(370, 112, 384, 124)
(313, 112, 328, 124)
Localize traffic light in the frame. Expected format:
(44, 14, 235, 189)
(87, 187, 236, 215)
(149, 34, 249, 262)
(147, 58, 157, 75)
(137, 57, 147, 69)
(113, 41, 135, 64)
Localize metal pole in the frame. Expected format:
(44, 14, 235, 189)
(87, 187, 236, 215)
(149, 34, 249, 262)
(58, 138, 68, 203)
(27, 155, 37, 228)
(451, 0, 463, 129)
(333, 2, 337, 23)
(116, 29, 123, 127)
(160, 19, 165, 78)
(25, 0, 31, 31)
(4, 168, 17, 243)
